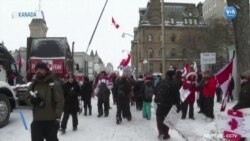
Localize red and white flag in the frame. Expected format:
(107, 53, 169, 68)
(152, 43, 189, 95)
(112, 17, 120, 29)
(215, 53, 235, 111)
(182, 64, 190, 77)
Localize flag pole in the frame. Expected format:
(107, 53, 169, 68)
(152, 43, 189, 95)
(85, 0, 109, 54)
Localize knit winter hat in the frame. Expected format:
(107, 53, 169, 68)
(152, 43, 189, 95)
(35, 62, 50, 71)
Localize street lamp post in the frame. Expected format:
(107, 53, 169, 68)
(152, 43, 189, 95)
(161, 0, 166, 76)
(122, 32, 140, 76)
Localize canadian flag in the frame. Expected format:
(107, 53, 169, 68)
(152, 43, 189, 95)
(112, 17, 120, 29)
(182, 64, 190, 77)
(215, 52, 235, 112)
(118, 54, 131, 70)
(224, 109, 243, 141)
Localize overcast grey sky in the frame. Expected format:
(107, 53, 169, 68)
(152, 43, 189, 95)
(0, 0, 204, 68)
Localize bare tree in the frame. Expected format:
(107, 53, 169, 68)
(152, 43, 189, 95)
(227, 0, 250, 74)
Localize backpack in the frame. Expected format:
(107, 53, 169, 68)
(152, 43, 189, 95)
(98, 82, 109, 97)
(155, 80, 171, 104)
(144, 85, 154, 99)
(117, 84, 126, 98)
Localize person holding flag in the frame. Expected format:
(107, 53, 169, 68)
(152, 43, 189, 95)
(202, 70, 216, 122)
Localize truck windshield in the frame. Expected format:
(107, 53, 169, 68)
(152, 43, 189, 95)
(30, 39, 65, 57)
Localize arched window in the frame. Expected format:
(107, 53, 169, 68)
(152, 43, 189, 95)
(194, 19, 198, 25)
(148, 48, 153, 59)
(148, 34, 153, 42)
(170, 18, 175, 24)
(184, 18, 188, 24)
(170, 48, 176, 57)
(189, 19, 193, 24)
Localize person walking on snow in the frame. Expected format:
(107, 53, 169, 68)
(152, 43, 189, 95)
(60, 75, 80, 134)
(80, 76, 93, 116)
(142, 75, 154, 120)
(154, 69, 180, 140)
(25, 62, 64, 141)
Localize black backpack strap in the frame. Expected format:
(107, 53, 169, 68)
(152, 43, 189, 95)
(49, 81, 55, 103)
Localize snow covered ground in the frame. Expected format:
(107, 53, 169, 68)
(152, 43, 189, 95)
(0, 97, 241, 141)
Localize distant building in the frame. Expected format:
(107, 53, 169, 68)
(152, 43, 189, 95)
(131, 0, 207, 75)
(92, 50, 105, 76)
(202, 0, 227, 22)
(29, 18, 48, 38)
(73, 50, 105, 81)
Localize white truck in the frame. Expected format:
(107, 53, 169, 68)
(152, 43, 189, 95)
(0, 43, 18, 127)
(0, 81, 16, 128)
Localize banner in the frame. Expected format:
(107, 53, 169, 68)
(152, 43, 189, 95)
(179, 86, 191, 102)
(30, 59, 64, 73)
(163, 106, 181, 129)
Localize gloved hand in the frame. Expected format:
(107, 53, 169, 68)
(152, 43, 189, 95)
(55, 118, 61, 129)
(30, 95, 46, 108)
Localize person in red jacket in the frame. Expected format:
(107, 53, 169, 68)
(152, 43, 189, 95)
(202, 71, 216, 122)
(181, 72, 197, 120)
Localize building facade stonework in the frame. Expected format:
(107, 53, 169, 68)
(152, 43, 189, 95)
(131, 0, 207, 75)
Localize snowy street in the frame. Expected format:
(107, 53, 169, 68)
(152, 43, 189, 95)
(0, 97, 239, 141)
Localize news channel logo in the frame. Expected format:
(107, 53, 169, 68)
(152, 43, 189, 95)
(224, 6, 237, 20)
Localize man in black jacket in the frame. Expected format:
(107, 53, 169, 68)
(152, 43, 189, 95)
(115, 73, 132, 124)
(81, 76, 93, 116)
(60, 75, 80, 134)
(155, 70, 180, 140)
(26, 62, 64, 141)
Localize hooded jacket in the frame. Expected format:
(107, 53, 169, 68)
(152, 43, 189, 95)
(26, 72, 64, 121)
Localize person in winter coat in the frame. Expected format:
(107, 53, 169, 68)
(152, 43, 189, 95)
(25, 62, 64, 141)
(142, 75, 154, 120)
(202, 71, 216, 122)
(60, 75, 80, 134)
(154, 69, 181, 140)
(233, 70, 250, 141)
(133, 75, 144, 110)
(181, 72, 197, 120)
(95, 71, 113, 117)
(81, 76, 93, 116)
(115, 72, 132, 124)
(110, 73, 118, 104)
(233, 70, 250, 110)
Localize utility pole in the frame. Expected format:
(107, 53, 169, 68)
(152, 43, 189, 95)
(86, 0, 109, 54)
(161, 0, 166, 76)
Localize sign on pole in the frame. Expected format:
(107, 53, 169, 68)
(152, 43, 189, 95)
(12, 11, 44, 19)
(200, 53, 216, 64)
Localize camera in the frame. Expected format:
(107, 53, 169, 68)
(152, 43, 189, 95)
(29, 90, 46, 108)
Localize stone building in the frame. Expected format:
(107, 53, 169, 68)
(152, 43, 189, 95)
(131, 0, 207, 75)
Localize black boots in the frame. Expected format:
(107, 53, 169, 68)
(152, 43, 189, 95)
(84, 108, 87, 116)
(89, 106, 92, 116)
(84, 106, 92, 116)
(116, 117, 122, 125)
